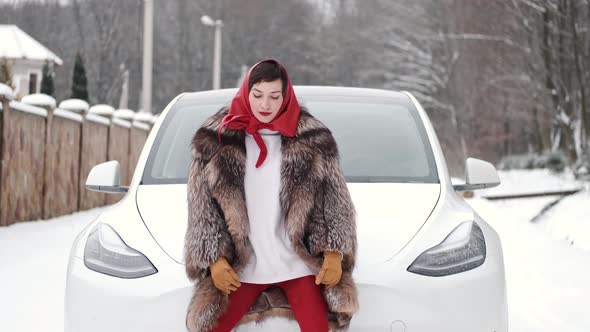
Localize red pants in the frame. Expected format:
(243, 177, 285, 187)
(210, 275, 329, 332)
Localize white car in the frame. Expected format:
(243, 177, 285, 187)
(65, 86, 508, 332)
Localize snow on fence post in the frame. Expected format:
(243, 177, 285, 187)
(59, 99, 89, 114)
(0, 84, 14, 226)
(59, 99, 90, 212)
(133, 109, 154, 126)
(21, 93, 57, 220)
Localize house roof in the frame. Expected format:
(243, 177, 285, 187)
(0, 25, 63, 65)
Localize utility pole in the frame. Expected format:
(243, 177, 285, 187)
(201, 15, 223, 90)
(142, 0, 153, 113)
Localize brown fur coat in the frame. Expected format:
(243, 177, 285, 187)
(185, 107, 358, 331)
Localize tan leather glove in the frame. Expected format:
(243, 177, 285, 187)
(210, 257, 241, 295)
(315, 251, 343, 287)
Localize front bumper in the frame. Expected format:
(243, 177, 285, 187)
(65, 233, 508, 332)
(65, 194, 508, 332)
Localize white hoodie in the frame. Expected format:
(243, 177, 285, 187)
(238, 128, 315, 283)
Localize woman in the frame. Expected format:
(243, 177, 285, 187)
(185, 59, 358, 332)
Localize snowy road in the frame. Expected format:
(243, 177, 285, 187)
(0, 170, 589, 331)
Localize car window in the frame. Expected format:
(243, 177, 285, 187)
(142, 97, 438, 184)
(307, 101, 437, 183)
(142, 102, 223, 185)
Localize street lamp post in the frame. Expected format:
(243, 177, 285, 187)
(142, 0, 153, 113)
(201, 15, 223, 90)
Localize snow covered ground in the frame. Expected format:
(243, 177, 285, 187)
(469, 169, 590, 331)
(0, 207, 108, 332)
(0, 169, 589, 331)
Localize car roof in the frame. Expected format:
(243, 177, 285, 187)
(176, 86, 413, 105)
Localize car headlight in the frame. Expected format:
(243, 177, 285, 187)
(84, 223, 158, 278)
(407, 220, 486, 277)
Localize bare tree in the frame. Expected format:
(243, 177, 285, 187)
(1, 0, 588, 170)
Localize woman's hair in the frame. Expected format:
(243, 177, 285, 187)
(248, 61, 288, 95)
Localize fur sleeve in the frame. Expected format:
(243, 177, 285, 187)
(318, 130, 358, 271)
(184, 128, 234, 282)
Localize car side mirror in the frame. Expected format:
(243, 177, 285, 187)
(453, 157, 500, 192)
(86, 160, 129, 193)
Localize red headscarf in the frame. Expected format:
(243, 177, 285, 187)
(217, 59, 301, 168)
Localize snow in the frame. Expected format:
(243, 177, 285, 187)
(88, 104, 114, 116)
(8, 100, 48, 117)
(133, 111, 153, 122)
(58, 99, 90, 113)
(0, 206, 108, 332)
(476, 168, 583, 197)
(0, 170, 589, 332)
(0, 82, 15, 100)
(0, 25, 63, 65)
(85, 113, 111, 126)
(54, 108, 84, 123)
(112, 117, 131, 128)
(132, 120, 151, 131)
(531, 189, 590, 250)
(21, 93, 56, 109)
(113, 108, 135, 120)
(467, 196, 590, 332)
(559, 110, 571, 126)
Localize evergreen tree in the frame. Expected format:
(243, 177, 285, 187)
(71, 52, 89, 101)
(40, 61, 55, 97)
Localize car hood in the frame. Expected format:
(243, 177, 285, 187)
(136, 182, 441, 265)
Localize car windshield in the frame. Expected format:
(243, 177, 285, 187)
(142, 94, 438, 184)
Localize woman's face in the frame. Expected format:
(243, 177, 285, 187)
(248, 79, 284, 123)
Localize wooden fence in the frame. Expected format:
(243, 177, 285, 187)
(0, 89, 154, 226)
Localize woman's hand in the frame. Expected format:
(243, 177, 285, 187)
(210, 257, 241, 294)
(315, 251, 343, 287)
